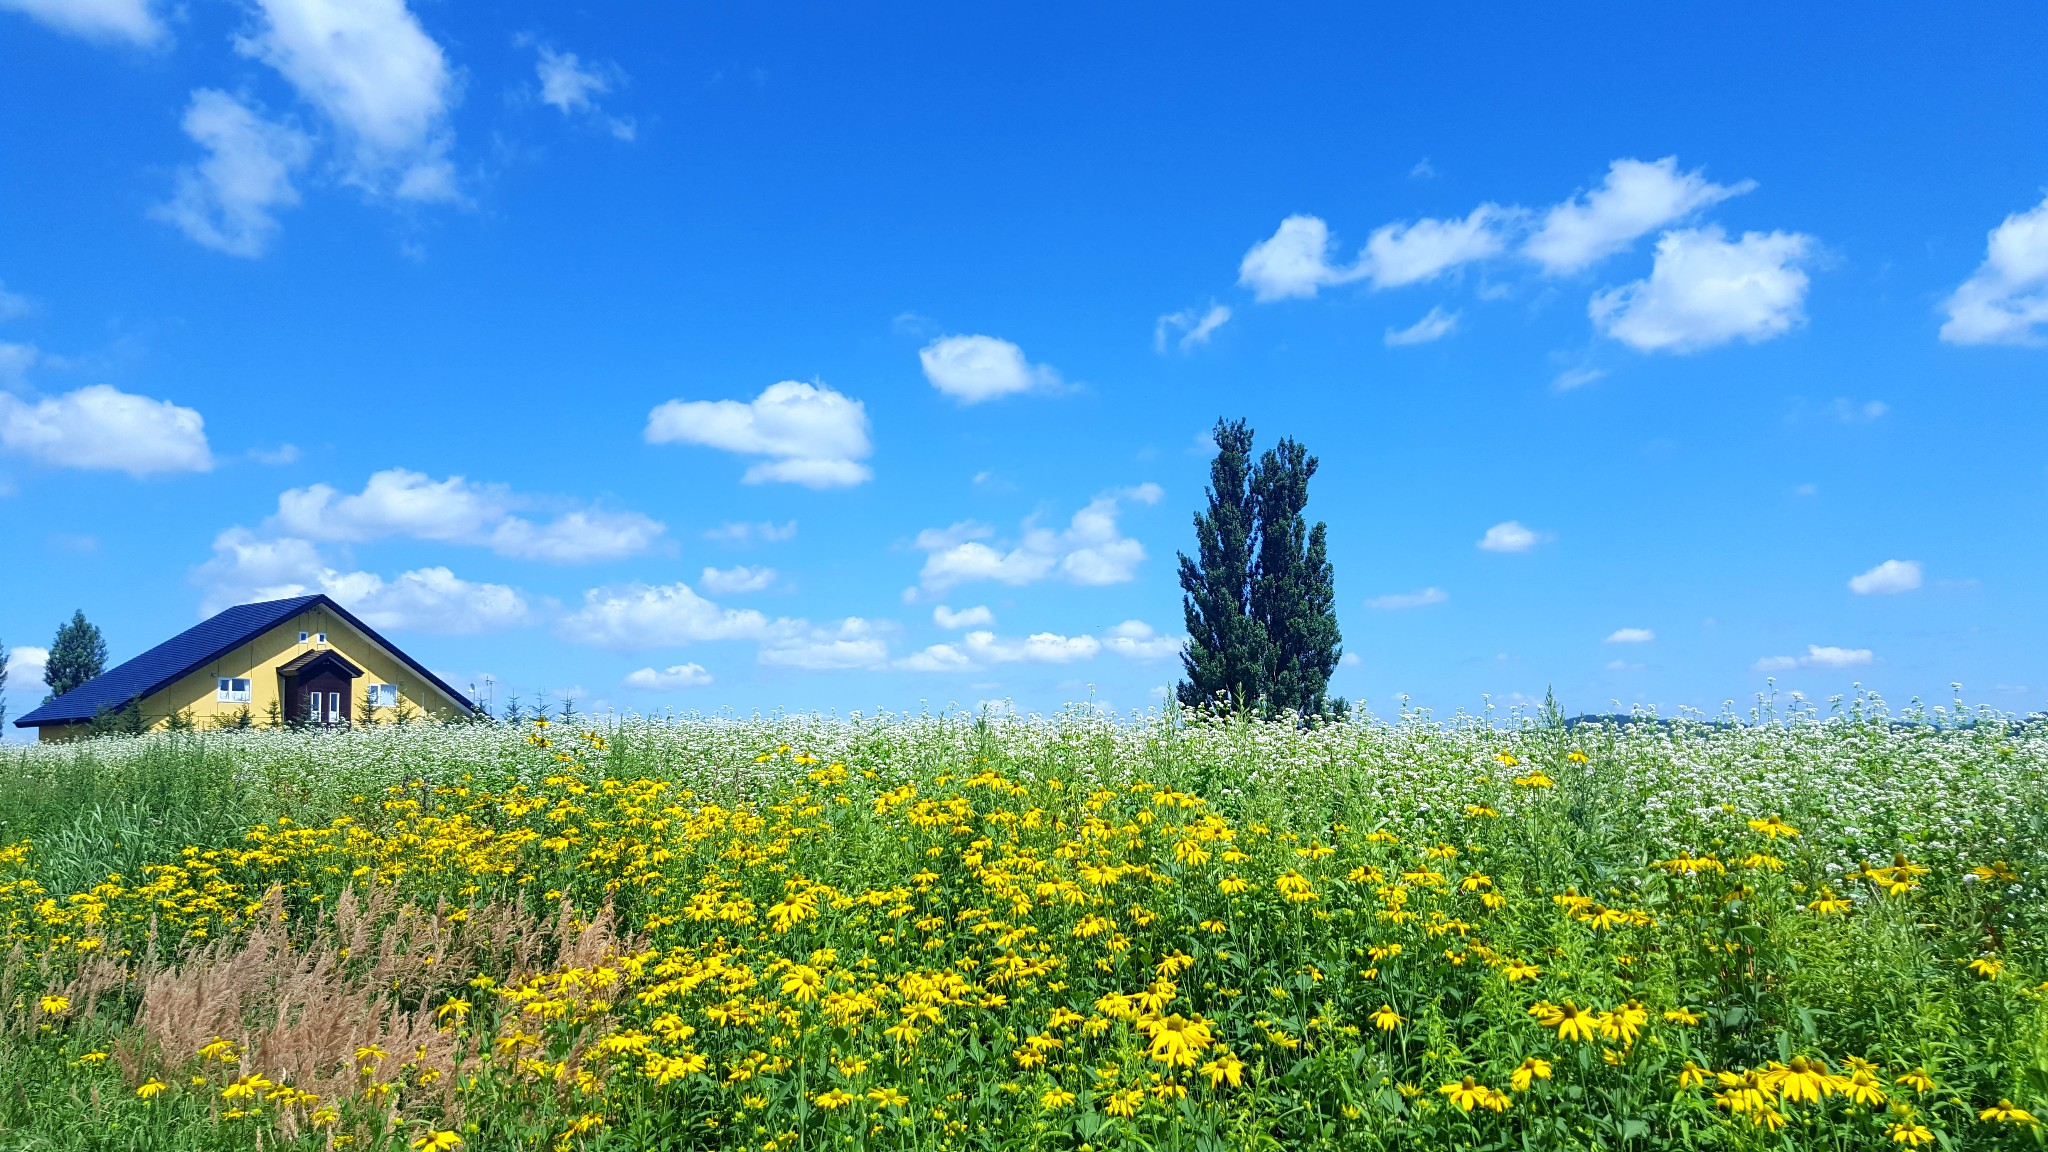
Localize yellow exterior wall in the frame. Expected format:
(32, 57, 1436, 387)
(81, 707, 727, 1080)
(36, 606, 469, 739)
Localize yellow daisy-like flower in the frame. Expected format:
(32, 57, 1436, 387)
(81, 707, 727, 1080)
(1895, 1068, 1936, 1093)
(1980, 1100, 2039, 1126)
(1369, 1004, 1406, 1032)
(410, 1132, 462, 1152)
(135, 1079, 167, 1100)
(812, 1089, 854, 1110)
(1509, 1057, 1552, 1092)
(1886, 1121, 1934, 1146)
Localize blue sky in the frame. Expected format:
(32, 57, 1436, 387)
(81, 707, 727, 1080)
(4, 2, 2046, 731)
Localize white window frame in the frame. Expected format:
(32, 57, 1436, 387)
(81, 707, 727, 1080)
(368, 683, 398, 709)
(298, 631, 310, 643)
(315, 632, 328, 645)
(216, 677, 252, 703)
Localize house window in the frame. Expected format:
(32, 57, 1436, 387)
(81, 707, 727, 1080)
(299, 631, 310, 642)
(217, 677, 252, 702)
(315, 632, 328, 645)
(368, 684, 398, 709)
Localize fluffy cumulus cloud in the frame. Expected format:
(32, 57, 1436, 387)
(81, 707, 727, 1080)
(0, 385, 212, 475)
(0, 0, 163, 45)
(1101, 620, 1182, 661)
(759, 619, 891, 671)
(1605, 627, 1656, 644)
(534, 44, 634, 140)
(646, 381, 873, 488)
(932, 604, 994, 629)
(1525, 157, 1754, 275)
(1940, 194, 2048, 345)
(700, 565, 776, 595)
(195, 528, 529, 633)
(153, 90, 311, 258)
(235, 0, 458, 201)
(1383, 306, 1459, 347)
(1755, 644, 1874, 672)
(1238, 208, 1510, 301)
(919, 335, 1064, 403)
(1848, 559, 1922, 596)
(1154, 303, 1231, 353)
(1365, 587, 1447, 610)
(1476, 521, 1542, 553)
(558, 581, 775, 649)
(964, 630, 1099, 664)
(623, 663, 712, 690)
(273, 468, 663, 562)
(1590, 227, 1814, 353)
(7, 644, 50, 691)
(915, 485, 1160, 594)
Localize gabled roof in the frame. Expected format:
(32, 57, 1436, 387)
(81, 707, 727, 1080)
(14, 594, 475, 727)
(277, 649, 365, 678)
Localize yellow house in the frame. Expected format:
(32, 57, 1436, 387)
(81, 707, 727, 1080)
(13, 594, 475, 742)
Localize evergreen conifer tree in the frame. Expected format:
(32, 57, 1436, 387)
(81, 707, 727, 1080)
(1250, 438, 1343, 717)
(1177, 419, 1268, 710)
(44, 610, 107, 701)
(1177, 419, 1343, 718)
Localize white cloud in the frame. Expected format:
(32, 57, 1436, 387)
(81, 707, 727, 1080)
(195, 528, 528, 633)
(646, 381, 873, 488)
(1383, 306, 1459, 346)
(701, 565, 776, 595)
(558, 581, 774, 649)
(1238, 215, 1360, 301)
(1590, 227, 1814, 353)
(1362, 205, 1515, 288)
(1605, 659, 1644, 671)
(1755, 644, 1875, 672)
(1365, 587, 1447, 610)
(8, 644, 49, 690)
(490, 511, 664, 563)
(1239, 207, 1512, 301)
(1102, 620, 1182, 661)
(0, 0, 163, 45)
(1154, 303, 1231, 353)
(152, 90, 311, 258)
(0, 342, 39, 383)
(273, 468, 662, 562)
(1476, 521, 1542, 553)
(919, 335, 1063, 403)
(1940, 194, 2048, 345)
(1554, 366, 1607, 390)
(916, 489, 1153, 593)
(963, 630, 1099, 664)
(1848, 559, 1921, 596)
(759, 619, 889, 670)
(0, 282, 30, 321)
(894, 644, 972, 672)
(0, 385, 212, 475)
(704, 520, 797, 544)
(1525, 157, 1754, 275)
(236, 0, 458, 201)
(534, 45, 634, 141)
(1605, 627, 1656, 644)
(933, 604, 994, 629)
(624, 663, 712, 690)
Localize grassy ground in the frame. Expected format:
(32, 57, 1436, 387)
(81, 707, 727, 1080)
(0, 700, 2044, 1150)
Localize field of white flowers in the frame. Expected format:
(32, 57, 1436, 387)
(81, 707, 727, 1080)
(0, 697, 2043, 1150)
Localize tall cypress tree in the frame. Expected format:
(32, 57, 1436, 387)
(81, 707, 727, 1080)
(1177, 419, 1267, 710)
(44, 610, 107, 701)
(1177, 420, 1343, 718)
(1250, 439, 1342, 717)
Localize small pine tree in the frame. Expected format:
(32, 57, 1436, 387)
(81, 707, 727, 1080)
(264, 697, 284, 730)
(44, 610, 107, 700)
(358, 685, 378, 729)
(164, 707, 196, 733)
(502, 694, 523, 726)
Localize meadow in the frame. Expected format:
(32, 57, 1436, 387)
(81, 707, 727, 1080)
(0, 696, 2043, 1151)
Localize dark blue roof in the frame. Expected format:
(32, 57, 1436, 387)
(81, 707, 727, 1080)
(14, 594, 474, 727)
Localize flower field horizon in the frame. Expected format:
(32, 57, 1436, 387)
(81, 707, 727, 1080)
(1, 698, 2044, 1150)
